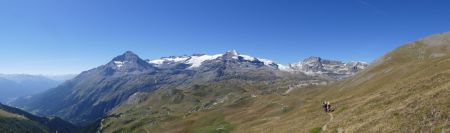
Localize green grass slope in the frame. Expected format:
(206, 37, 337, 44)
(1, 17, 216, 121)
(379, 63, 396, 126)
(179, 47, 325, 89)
(0, 103, 80, 133)
(97, 78, 314, 133)
(0, 106, 51, 133)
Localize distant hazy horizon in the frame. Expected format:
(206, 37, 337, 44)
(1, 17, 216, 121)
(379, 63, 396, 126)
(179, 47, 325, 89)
(0, 73, 77, 78)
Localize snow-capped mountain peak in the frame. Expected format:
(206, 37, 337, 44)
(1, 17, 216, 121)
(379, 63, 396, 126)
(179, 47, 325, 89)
(228, 49, 239, 57)
(147, 54, 224, 68)
(148, 56, 191, 65)
(146, 51, 368, 79)
(239, 54, 256, 61)
(147, 50, 279, 69)
(106, 51, 154, 72)
(187, 54, 224, 68)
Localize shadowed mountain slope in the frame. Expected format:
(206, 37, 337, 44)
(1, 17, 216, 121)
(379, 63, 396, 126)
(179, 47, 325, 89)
(0, 103, 78, 133)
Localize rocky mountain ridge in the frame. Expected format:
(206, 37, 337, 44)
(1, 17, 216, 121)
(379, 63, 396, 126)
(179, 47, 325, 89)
(147, 50, 368, 78)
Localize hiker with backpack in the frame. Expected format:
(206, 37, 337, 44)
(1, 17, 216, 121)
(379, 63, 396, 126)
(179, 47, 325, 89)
(326, 101, 331, 112)
(322, 101, 333, 113)
(322, 102, 328, 112)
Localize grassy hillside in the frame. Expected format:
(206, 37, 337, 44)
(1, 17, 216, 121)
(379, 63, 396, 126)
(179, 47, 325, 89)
(230, 32, 450, 132)
(98, 78, 314, 133)
(0, 103, 80, 133)
(0, 108, 51, 133)
(0, 117, 51, 133)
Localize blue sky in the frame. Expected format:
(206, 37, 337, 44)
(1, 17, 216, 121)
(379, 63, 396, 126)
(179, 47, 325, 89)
(1, 0, 449, 75)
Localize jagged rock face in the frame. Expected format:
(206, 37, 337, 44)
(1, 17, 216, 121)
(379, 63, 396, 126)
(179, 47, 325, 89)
(289, 57, 368, 78)
(345, 61, 369, 73)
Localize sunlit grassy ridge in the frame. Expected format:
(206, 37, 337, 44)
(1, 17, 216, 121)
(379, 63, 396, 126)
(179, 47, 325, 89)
(0, 103, 81, 133)
(0, 108, 51, 133)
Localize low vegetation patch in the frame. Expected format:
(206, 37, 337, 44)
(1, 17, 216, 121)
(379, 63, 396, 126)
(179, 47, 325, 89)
(309, 127, 322, 133)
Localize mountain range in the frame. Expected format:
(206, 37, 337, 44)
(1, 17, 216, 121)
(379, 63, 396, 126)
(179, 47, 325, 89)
(11, 50, 367, 127)
(147, 50, 368, 79)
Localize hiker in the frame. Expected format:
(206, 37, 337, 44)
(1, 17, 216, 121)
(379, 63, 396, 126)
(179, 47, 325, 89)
(322, 101, 328, 112)
(326, 101, 331, 112)
(322, 101, 333, 113)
